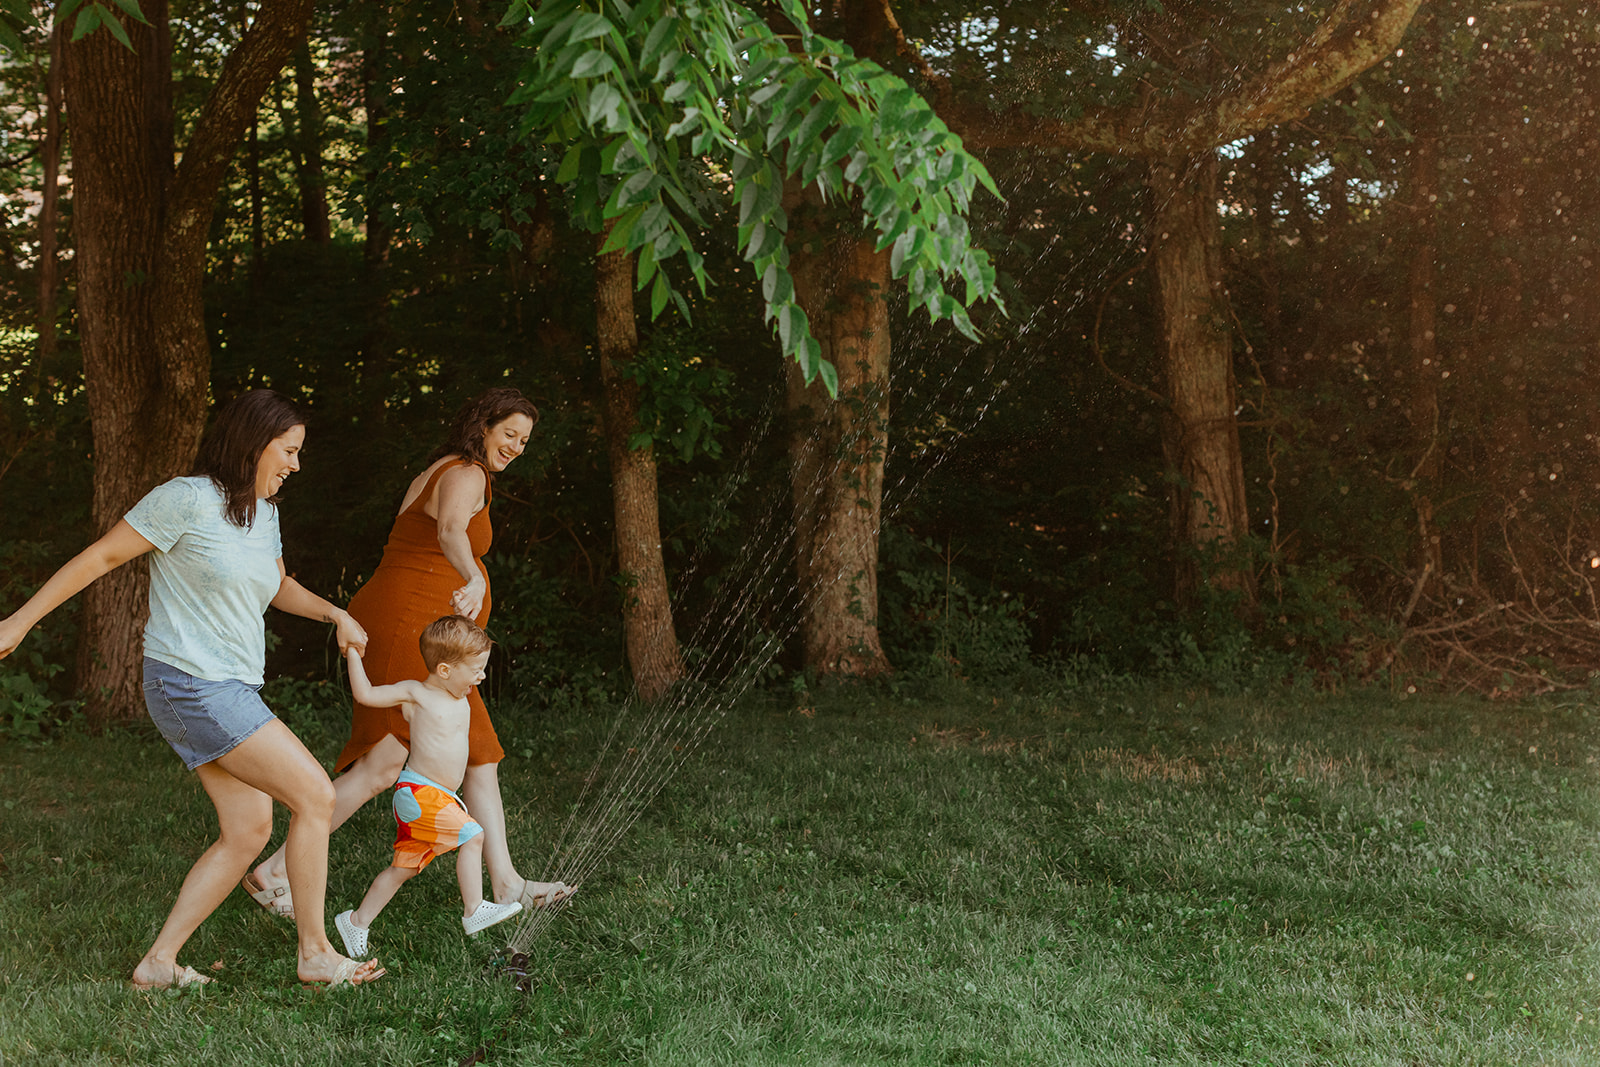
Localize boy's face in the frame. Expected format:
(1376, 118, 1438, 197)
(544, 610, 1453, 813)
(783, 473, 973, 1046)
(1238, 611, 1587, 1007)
(438, 649, 491, 697)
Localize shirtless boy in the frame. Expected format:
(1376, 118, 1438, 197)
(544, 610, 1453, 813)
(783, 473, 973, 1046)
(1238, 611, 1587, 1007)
(334, 616, 568, 957)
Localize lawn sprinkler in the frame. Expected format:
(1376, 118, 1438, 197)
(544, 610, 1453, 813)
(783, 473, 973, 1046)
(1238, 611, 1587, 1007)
(486, 947, 536, 993)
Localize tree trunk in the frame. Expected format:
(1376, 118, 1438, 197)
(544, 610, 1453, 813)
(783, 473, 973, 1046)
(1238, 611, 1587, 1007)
(1149, 152, 1254, 605)
(62, 0, 317, 722)
(595, 235, 684, 702)
(34, 12, 64, 393)
(1405, 52, 1443, 590)
(293, 43, 330, 243)
(359, 13, 394, 406)
(784, 183, 892, 677)
(1472, 169, 1531, 583)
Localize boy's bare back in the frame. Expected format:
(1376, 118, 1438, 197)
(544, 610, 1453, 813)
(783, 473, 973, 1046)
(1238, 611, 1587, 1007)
(345, 647, 477, 791)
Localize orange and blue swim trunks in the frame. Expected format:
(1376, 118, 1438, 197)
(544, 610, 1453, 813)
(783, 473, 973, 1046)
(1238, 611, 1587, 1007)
(391, 768, 484, 870)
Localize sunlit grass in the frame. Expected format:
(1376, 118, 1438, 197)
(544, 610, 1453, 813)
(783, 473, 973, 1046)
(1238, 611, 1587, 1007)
(4, 681, 1600, 1064)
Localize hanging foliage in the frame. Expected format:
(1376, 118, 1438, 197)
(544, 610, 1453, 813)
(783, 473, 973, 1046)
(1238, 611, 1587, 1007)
(505, 0, 1005, 394)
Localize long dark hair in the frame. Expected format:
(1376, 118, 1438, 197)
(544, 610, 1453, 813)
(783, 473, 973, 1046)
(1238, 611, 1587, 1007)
(425, 387, 540, 469)
(190, 389, 304, 528)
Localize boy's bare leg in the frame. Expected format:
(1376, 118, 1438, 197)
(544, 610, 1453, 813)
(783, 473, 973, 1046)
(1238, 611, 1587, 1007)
(352, 864, 419, 930)
(456, 835, 486, 917)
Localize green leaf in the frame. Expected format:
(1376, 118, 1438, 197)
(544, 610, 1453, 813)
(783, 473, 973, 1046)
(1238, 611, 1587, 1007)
(107, 0, 148, 24)
(665, 107, 700, 138)
(584, 83, 624, 126)
(790, 98, 840, 153)
(636, 237, 659, 287)
(815, 352, 838, 396)
(571, 49, 617, 78)
(777, 301, 800, 353)
(746, 220, 782, 260)
(71, 3, 101, 40)
(843, 150, 869, 184)
(639, 14, 678, 68)
(96, 2, 132, 48)
(600, 204, 645, 253)
(569, 12, 614, 42)
(650, 271, 670, 318)
(861, 185, 896, 220)
(819, 123, 863, 169)
(555, 143, 586, 184)
(738, 176, 780, 228)
(762, 262, 794, 305)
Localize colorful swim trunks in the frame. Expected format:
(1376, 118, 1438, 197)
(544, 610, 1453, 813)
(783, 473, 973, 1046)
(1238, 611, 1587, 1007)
(391, 768, 485, 870)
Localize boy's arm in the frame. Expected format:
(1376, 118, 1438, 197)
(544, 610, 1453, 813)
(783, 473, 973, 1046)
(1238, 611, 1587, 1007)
(345, 647, 424, 710)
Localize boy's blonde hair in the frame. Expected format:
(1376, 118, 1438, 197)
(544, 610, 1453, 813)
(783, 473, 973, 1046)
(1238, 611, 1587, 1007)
(418, 615, 492, 672)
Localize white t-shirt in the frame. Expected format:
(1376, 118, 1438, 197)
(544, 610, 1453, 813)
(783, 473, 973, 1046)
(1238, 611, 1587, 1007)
(124, 476, 283, 684)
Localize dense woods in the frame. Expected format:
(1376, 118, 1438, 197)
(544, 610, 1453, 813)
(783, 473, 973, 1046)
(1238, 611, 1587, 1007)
(3, 0, 1599, 727)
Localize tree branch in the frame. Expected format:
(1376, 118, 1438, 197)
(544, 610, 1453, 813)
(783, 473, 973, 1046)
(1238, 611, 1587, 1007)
(164, 0, 316, 265)
(910, 0, 1423, 158)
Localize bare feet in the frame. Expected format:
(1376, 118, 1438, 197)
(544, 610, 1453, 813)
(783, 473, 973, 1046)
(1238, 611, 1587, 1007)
(298, 951, 385, 987)
(131, 957, 214, 990)
(517, 879, 577, 909)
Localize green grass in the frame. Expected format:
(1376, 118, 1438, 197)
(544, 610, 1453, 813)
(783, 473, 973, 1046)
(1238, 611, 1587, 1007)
(5, 680, 1600, 1064)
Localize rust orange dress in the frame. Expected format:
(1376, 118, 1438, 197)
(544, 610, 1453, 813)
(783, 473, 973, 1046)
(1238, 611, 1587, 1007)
(334, 458, 504, 772)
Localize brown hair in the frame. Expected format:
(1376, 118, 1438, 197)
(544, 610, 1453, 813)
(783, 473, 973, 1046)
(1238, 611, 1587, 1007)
(425, 387, 540, 470)
(419, 615, 492, 672)
(190, 389, 304, 528)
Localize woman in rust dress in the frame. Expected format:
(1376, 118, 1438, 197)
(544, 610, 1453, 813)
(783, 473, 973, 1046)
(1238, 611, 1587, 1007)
(246, 388, 571, 916)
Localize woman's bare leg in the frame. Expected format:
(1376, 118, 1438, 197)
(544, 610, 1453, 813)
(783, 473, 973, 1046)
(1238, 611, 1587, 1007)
(251, 733, 408, 895)
(460, 761, 524, 904)
(132, 763, 272, 988)
(216, 720, 380, 983)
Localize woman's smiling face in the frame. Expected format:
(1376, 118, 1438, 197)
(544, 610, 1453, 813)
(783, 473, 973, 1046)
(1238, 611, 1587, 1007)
(481, 413, 534, 472)
(255, 424, 305, 499)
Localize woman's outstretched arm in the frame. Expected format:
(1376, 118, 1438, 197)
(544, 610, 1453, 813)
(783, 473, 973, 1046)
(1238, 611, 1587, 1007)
(0, 520, 156, 659)
(270, 560, 368, 655)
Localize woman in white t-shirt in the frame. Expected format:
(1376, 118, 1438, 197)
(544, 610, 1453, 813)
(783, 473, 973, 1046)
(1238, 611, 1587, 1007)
(0, 390, 383, 989)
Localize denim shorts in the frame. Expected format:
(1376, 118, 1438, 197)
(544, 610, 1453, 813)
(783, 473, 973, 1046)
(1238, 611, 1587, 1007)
(141, 657, 276, 769)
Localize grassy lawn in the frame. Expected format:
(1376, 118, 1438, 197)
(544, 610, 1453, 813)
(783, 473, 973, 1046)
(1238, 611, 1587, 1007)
(4, 680, 1600, 1064)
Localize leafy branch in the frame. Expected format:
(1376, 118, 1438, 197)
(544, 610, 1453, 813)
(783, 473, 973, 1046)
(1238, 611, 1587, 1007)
(505, 0, 1005, 394)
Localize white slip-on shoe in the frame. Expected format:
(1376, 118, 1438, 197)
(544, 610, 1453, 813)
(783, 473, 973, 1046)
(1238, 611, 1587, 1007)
(462, 899, 523, 936)
(335, 910, 370, 959)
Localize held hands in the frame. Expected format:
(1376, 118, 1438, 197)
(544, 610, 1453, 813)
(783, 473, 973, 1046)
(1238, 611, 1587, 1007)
(333, 610, 368, 656)
(0, 615, 28, 661)
(450, 576, 486, 620)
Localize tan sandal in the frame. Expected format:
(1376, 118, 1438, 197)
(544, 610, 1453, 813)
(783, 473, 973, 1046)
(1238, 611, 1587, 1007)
(242, 871, 294, 920)
(302, 957, 385, 988)
(131, 963, 213, 991)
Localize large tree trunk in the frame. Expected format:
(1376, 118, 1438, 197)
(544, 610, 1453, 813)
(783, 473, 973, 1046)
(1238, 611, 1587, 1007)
(595, 237, 684, 702)
(1149, 152, 1254, 605)
(62, 0, 316, 722)
(784, 183, 892, 677)
(1405, 37, 1443, 593)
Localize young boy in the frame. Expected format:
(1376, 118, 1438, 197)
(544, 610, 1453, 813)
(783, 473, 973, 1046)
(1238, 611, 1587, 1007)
(334, 615, 531, 958)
